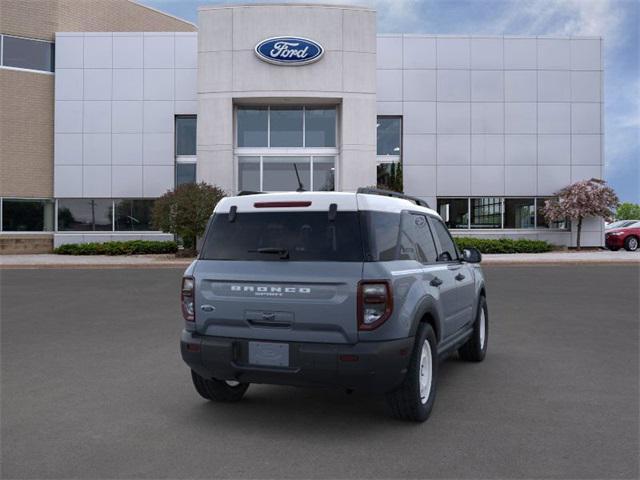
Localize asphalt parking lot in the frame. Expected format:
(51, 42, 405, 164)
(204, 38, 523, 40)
(1, 265, 638, 479)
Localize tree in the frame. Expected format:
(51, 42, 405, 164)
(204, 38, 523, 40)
(152, 182, 226, 252)
(543, 178, 619, 250)
(616, 202, 640, 220)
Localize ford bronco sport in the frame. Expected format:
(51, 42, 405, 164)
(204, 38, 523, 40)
(180, 189, 488, 422)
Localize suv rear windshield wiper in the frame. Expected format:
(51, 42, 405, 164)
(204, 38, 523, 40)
(248, 247, 290, 259)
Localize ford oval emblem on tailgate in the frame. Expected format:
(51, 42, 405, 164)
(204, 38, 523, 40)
(255, 36, 324, 66)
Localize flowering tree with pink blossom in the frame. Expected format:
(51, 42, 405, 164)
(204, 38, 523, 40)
(543, 178, 619, 250)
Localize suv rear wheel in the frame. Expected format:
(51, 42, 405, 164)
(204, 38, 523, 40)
(191, 370, 249, 402)
(386, 323, 438, 422)
(459, 295, 488, 362)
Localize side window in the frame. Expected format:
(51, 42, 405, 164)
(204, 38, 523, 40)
(430, 217, 459, 262)
(399, 212, 438, 263)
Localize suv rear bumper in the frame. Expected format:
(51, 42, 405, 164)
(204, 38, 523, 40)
(181, 330, 414, 393)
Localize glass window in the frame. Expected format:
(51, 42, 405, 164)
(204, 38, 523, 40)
(429, 217, 459, 262)
(437, 198, 469, 229)
(176, 163, 196, 187)
(312, 157, 335, 191)
(399, 213, 438, 263)
(536, 198, 569, 229)
(237, 107, 268, 147)
(270, 107, 303, 147)
(201, 212, 363, 262)
(238, 156, 260, 191)
(2, 35, 54, 72)
(2, 199, 54, 231)
(361, 211, 400, 261)
(471, 197, 502, 229)
(377, 161, 403, 193)
(504, 198, 535, 229)
(57, 199, 112, 231)
(262, 156, 310, 191)
(114, 199, 155, 231)
(305, 107, 336, 147)
(377, 117, 401, 156)
(175, 116, 196, 156)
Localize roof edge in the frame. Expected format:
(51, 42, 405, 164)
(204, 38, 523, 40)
(129, 0, 198, 30)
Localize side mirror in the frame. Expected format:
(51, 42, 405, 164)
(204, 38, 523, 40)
(462, 247, 482, 263)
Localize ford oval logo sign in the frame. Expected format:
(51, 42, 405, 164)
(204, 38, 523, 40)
(255, 37, 324, 66)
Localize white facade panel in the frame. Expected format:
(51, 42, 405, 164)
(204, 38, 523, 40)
(403, 70, 436, 101)
(538, 135, 571, 165)
(436, 37, 470, 69)
(471, 135, 504, 165)
(471, 165, 504, 195)
(113, 35, 143, 68)
(437, 103, 470, 134)
(83, 35, 112, 69)
(471, 103, 504, 134)
(571, 103, 601, 134)
(143, 35, 175, 68)
(538, 103, 570, 134)
(470, 38, 503, 69)
(437, 135, 470, 164)
(402, 36, 436, 69)
(571, 135, 602, 165)
(504, 38, 537, 69)
(54, 134, 83, 165)
(471, 71, 503, 101)
(437, 70, 470, 101)
(505, 71, 537, 102)
(55, 69, 83, 100)
(144, 69, 174, 100)
(537, 39, 570, 69)
(82, 133, 111, 165)
(84, 69, 112, 100)
(54, 32, 197, 199)
(113, 69, 143, 100)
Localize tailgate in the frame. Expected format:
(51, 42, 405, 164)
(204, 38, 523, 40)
(194, 260, 362, 344)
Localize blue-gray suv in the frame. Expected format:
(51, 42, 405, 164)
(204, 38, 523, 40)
(180, 189, 488, 422)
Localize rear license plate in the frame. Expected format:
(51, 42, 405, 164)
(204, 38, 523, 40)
(248, 341, 289, 367)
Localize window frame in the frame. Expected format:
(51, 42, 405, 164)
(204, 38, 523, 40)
(398, 211, 440, 265)
(428, 215, 461, 263)
(376, 116, 403, 191)
(235, 105, 338, 149)
(435, 197, 570, 231)
(237, 154, 336, 192)
(235, 105, 339, 193)
(175, 115, 197, 186)
(0, 197, 55, 232)
(0, 34, 55, 75)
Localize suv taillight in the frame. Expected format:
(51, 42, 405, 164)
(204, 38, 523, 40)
(181, 276, 195, 322)
(358, 281, 393, 330)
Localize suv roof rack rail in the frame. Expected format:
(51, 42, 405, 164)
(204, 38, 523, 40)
(237, 190, 265, 196)
(356, 188, 430, 209)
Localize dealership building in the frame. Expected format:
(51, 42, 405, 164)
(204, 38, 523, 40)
(0, 1, 604, 252)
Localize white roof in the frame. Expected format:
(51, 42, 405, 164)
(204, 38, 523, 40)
(214, 191, 440, 217)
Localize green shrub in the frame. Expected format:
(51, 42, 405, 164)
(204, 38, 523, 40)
(453, 237, 553, 254)
(54, 240, 178, 256)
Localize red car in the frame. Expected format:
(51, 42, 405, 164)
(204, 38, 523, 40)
(605, 221, 640, 251)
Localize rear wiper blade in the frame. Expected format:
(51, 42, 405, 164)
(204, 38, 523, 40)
(248, 247, 290, 259)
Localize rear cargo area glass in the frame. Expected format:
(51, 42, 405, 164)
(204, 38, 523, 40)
(201, 212, 363, 261)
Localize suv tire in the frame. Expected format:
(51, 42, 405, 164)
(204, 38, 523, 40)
(459, 296, 488, 362)
(386, 324, 438, 422)
(191, 370, 249, 402)
(624, 236, 638, 251)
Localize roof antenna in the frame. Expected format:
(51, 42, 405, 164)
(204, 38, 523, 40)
(293, 163, 305, 192)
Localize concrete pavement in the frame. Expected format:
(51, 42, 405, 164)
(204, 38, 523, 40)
(1, 249, 639, 268)
(1, 266, 638, 479)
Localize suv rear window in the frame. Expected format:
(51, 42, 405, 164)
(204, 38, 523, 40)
(201, 212, 364, 262)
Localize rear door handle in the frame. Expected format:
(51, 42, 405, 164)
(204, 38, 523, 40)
(430, 277, 443, 287)
(455, 273, 466, 281)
